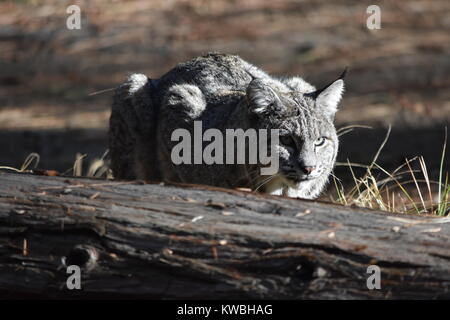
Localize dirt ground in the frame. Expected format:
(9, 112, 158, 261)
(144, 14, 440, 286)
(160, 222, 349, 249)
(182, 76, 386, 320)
(0, 0, 448, 198)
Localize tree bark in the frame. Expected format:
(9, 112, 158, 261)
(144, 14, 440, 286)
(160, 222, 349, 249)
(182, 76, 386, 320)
(0, 172, 449, 299)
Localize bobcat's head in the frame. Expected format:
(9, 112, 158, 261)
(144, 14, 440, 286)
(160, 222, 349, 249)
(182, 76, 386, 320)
(246, 72, 345, 199)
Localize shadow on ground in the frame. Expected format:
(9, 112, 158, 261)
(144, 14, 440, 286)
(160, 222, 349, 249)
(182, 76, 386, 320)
(1, 124, 447, 184)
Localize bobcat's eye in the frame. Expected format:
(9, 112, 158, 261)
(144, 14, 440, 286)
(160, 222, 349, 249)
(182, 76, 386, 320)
(280, 135, 296, 147)
(314, 137, 327, 147)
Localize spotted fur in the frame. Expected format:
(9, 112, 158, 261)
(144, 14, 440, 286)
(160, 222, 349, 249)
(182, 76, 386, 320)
(109, 53, 345, 199)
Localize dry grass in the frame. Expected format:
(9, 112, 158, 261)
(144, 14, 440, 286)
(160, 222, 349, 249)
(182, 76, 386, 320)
(0, 150, 112, 179)
(331, 127, 449, 216)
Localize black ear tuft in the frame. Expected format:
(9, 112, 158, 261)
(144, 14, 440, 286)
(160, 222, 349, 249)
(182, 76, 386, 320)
(309, 67, 349, 99)
(338, 67, 349, 80)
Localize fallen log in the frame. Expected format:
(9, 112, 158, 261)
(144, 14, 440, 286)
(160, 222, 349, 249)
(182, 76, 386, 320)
(0, 172, 449, 299)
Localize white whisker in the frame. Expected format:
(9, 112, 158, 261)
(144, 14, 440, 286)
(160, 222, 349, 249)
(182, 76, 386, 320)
(255, 173, 280, 192)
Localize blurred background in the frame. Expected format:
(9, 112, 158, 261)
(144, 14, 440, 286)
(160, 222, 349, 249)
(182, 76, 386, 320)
(0, 0, 448, 207)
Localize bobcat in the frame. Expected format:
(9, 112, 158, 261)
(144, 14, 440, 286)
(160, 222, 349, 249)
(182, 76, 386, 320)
(109, 53, 345, 199)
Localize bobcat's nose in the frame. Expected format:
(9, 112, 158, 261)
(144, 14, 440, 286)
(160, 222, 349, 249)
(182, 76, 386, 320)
(301, 166, 316, 175)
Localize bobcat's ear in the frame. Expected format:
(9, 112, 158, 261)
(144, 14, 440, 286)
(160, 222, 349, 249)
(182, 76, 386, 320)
(314, 68, 347, 118)
(315, 79, 344, 118)
(246, 79, 282, 115)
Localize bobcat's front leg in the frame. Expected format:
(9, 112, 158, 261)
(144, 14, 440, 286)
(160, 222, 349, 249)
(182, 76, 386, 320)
(157, 84, 207, 183)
